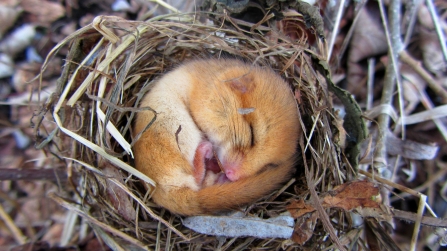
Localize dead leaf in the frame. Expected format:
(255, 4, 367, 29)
(103, 163, 136, 222)
(41, 223, 64, 246)
(321, 180, 380, 211)
(385, 130, 438, 159)
(287, 181, 392, 244)
(286, 199, 316, 218)
(347, 3, 387, 99)
(417, 4, 434, 30)
(12, 62, 41, 92)
(419, 28, 446, 76)
(291, 211, 318, 245)
(20, 0, 65, 26)
(401, 64, 426, 114)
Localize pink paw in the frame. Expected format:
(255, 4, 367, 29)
(193, 141, 213, 185)
(224, 167, 241, 181)
(196, 141, 213, 159)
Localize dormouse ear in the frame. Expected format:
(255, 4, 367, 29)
(228, 74, 255, 94)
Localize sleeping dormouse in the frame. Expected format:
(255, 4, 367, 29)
(133, 59, 301, 216)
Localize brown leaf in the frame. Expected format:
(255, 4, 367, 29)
(286, 199, 316, 218)
(385, 130, 438, 160)
(347, 3, 387, 99)
(419, 28, 447, 76)
(291, 212, 318, 245)
(20, 0, 65, 26)
(103, 163, 136, 222)
(321, 180, 380, 211)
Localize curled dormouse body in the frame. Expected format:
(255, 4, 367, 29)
(133, 59, 301, 215)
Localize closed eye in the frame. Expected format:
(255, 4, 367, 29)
(249, 124, 255, 147)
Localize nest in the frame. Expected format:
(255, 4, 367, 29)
(36, 6, 366, 250)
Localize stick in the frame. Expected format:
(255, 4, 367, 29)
(0, 203, 26, 244)
(0, 168, 70, 182)
(393, 209, 447, 228)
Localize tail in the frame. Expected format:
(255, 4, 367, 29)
(152, 157, 296, 216)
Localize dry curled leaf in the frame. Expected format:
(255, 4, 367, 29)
(287, 181, 391, 244)
(287, 181, 383, 216)
(287, 199, 316, 218)
(322, 180, 380, 211)
(291, 211, 318, 245)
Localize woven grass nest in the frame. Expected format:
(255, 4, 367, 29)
(36, 5, 369, 250)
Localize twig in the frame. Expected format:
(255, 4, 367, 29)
(271, 178, 295, 201)
(327, 0, 347, 60)
(375, 0, 405, 224)
(425, 0, 447, 62)
(374, 0, 403, 171)
(0, 168, 70, 182)
(366, 58, 376, 128)
(403, 0, 422, 46)
(336, 2, 367, 63)
(411, 194, 426, 251)
(400, 50, 447, 103)
(393, 209, 447, 228)
(0, 203, 26, 244)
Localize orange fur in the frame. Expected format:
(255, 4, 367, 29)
(133, 59, 301, 215)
